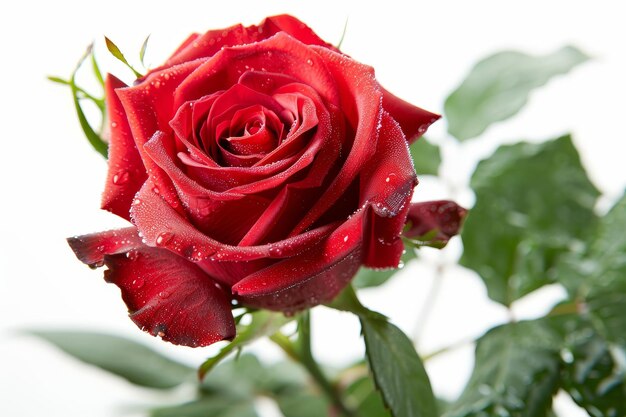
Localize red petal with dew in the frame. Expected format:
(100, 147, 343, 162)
(67, 227, 144, 267)
(359, 112, 417, 268)
(405, 200, 468, 243)
(233, 210, 367, 311)
(103, 247, 235, 347)
(101, 75, 147, 220)
(382, 88, 440, 144)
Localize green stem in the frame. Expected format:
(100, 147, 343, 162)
(422, 336, 474, 361)
(412, 263, 446, 346)
(272, 312, 358, 417)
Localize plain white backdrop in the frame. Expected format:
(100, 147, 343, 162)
(1, 1, 625, 416)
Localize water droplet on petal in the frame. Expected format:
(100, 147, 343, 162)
(112, 170, 130, 185)
(111, 122, 118, 128)
(306, 58, 313, 66)
(269, 246, 283, 257)
(155, 232, 173, 246)
(131, 278, 145, 289)
(343, 235, 349, 243)
(126, 250, 139, 260)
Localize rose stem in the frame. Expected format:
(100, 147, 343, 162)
(270, 311, 358, 417)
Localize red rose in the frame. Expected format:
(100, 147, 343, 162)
(68, 15, 442, 347)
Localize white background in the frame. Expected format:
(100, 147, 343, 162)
(1, 1, 625, 416)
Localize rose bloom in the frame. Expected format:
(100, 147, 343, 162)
(69, 15, 461, 347)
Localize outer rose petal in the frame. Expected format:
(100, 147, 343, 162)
(116, 59, 206, 215)
(131, 180, 337, 265)
(382, 88, 441, 144)
(101, 75, 147, 220)
(233, 208, 367, 312)
(359, 112, 417, 268)
(67, 227, 144, 267)
(290, 44, 383, 235)
(172, 33, 341, 110)
(262, 15, 336, 49)
(405, 200, 468, 243)
(163, 15, 335, 69)
(104, 247, 235, 347)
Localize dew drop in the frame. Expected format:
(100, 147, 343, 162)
(306, 58, 313, 66)
(132, 197, 142, 205)
(269, 246, 283, 257)
(131, 278, 145, 289)
(343, 235, 349, 243)
(155, 232, 173, 246)
(88, 261, 104, 270)
(112, 170, 130, 185)
(111, 121, 118, 128)
(126, 250, 139, 260)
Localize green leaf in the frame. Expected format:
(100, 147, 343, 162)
(361, 316, 438, 417)
(353, 249, 417, 289)
(69, 45, 108, 158)
(460, 135, 600, 305)
(336, 17, 349, 49)
(445, 46, 589, 141)
(558, 194, 626, 346)
(345, 375, 392, 417)
(444, 321, 562, 417)
(104, 36, 143, 78)
(563, 334, 626, 417)
(151, 399, 258, 417)
(327, 286, 436, 417)
(258, 360, 309, 394)
(29, 330, 193, 389)
(410, 138, 441, 176)
(48, 76, 105, 111)
(326, 285, 385, 320)
(91, 52, 104, 88)
(199, 310, 292, 379)
(277, 390, 330, 417)
(140, 34, 151, 67)
(201, 354, 266, 400)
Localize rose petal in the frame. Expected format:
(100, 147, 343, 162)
(262, 15, 336, 49)
(289, 45, 383, 236)
(103, 247, 235, 347)
(173, 33, 340, 110)
(116, 60, 206, 214)
(358, 112, 418, 267)
(404, 200, 468, 243)
(233, 208, 366, 312)
(164, 15, 336, 69)
(101, 75, 147, 220)
(382, 88, 441, 144)
(67, 227, 144, 267)
(131, 180, 337, 265)
(164, 24, 254, 68)
(239, 104, 345, 245)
